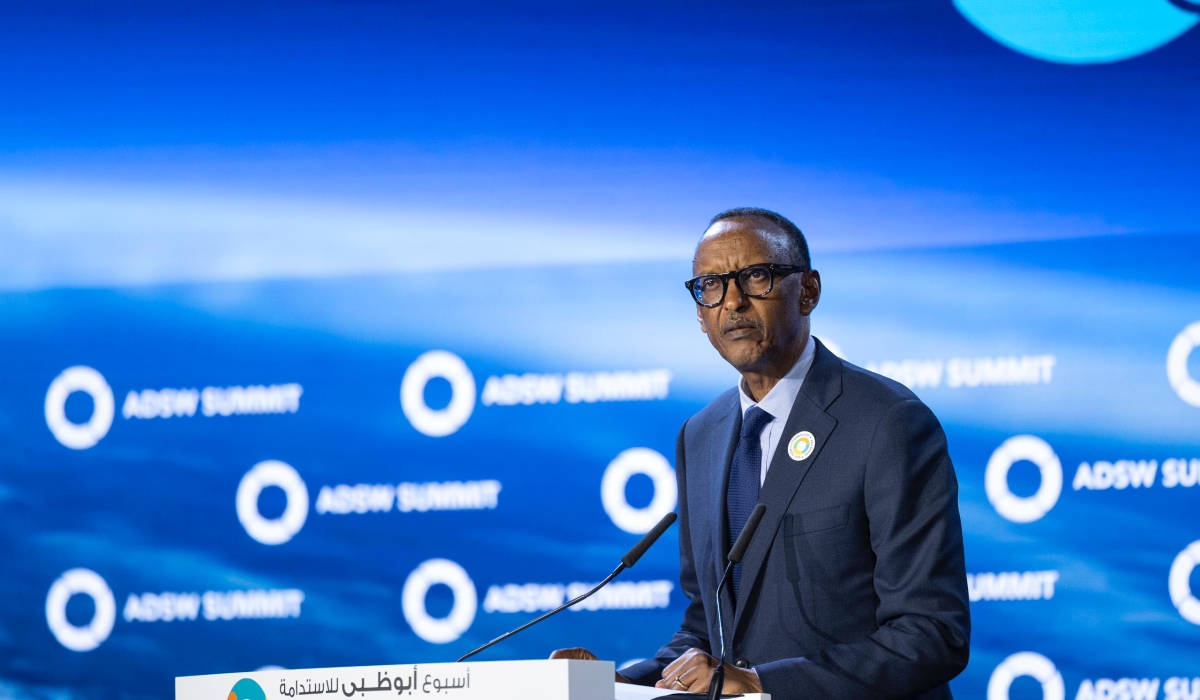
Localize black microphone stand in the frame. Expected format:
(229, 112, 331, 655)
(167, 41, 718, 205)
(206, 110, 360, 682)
(706, 559, 734, 700)
(456, 511, 677, 663)
(457, 562, 625, 662)
(706, 503, 765, 700)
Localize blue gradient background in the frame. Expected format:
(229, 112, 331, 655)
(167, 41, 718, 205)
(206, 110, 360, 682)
(1, 2, 1199, 699)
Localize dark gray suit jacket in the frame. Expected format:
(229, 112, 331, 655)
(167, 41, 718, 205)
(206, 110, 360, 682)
(622, 339, 970, 699)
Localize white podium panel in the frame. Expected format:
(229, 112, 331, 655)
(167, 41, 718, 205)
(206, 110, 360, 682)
(176, 660, 770, 700)
(614, 684, 769, 700)
(178, 660, 614, 700)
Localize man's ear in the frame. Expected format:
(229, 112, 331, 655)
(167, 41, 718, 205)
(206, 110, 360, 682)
(799, 270, 822, 316)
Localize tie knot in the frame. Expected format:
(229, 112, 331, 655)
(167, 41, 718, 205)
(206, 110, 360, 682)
(741, 406, 774, 439)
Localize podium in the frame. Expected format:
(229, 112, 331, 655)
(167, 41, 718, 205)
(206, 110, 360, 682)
(177, 660, 770, 700)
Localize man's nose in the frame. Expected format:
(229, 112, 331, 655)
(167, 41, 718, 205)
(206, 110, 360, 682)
(723, 278, 750, 311)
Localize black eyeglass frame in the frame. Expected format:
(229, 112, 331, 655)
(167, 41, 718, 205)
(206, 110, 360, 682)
(684, 263, 808, 308)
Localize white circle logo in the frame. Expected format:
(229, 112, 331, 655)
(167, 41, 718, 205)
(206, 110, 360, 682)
(401, 558, 477, 644)
(400, 351, 477, 437)
(1168, 539, 1200, 625)
(1167, 321, 1200, 408)
(601, 447, 678, 534)
(44, 366, 115, 450)
(985, 435, 1063, 524)
(236, 460, 309, 545)
(45, 568, 116, 652)
(955, 0, 1198, 65)
(987, 652, 1064, 700)
(788, 431, 816, 461)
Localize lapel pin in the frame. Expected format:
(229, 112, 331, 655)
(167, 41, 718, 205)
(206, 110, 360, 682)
(788, 431, 816, 461)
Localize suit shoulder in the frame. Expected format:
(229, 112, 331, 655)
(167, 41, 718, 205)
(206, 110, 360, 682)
(686, 387, 739, 431)
(833, 361, 948, 458)
(836, 359, 926, 414)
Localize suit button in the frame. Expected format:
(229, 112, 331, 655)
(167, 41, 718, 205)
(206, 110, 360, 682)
(734, 659, 749, 668)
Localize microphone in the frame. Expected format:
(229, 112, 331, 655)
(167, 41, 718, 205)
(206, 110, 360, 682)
(456, 511, 678, 662)
(707, 503, 766, 700)
(728, 503, 766, 566)
(622, 511, 678, 568)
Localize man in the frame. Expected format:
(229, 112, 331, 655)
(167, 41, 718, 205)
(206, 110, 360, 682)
(554, 208, 970, 699)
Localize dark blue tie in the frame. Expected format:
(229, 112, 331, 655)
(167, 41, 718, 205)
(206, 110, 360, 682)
(727, 405, 774, 599)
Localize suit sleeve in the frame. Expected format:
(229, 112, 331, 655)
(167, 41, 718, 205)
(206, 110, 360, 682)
(754, 399, 971, 699)
(619, 420, 713, 686)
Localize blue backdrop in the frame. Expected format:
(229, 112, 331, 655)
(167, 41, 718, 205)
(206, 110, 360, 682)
(1, 2, 1199, 700)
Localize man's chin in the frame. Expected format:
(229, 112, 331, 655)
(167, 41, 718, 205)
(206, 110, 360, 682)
(716, 346, 764, 373)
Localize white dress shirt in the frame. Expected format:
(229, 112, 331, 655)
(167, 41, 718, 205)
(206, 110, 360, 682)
(737, 334, 817, 485)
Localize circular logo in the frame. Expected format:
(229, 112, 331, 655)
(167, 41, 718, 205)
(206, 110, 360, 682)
(236, 460, 309, 545)
(954, 0, 1199, 65)
(1168, 539, 1200, 625)
(601, 447, 678, 534)
(1167, 321, 1200, 408)
(788, 431, 816, 462)
(229, 678, 268, 700)
(987, 652, 1065, 700)
(985, 435, 1063, 524)
(44, 366, 115, 450)
(45, 568, 116, 652)
(400, 351, 477, 437)
(401, 558, 477, 644)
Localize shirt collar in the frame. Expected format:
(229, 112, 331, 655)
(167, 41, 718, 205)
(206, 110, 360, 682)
(738, 334, 816, 418)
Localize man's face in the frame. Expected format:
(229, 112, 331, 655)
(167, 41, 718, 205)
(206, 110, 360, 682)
(692, 217, 819, 374)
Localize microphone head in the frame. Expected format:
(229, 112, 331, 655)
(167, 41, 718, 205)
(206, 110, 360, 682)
(621, 511, 677, 568)
(728, 504, 766, 564)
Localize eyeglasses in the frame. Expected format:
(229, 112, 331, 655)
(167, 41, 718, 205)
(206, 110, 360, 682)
(684, 263, 806, 308)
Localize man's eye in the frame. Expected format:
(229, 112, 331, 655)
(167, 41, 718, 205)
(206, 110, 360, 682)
(701, 278, 719, 289)
(747, 269, 767, 280)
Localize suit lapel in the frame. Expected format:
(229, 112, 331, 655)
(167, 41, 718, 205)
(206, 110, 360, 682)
(731, 339, 843, 636)
(708, 393, 741, 619)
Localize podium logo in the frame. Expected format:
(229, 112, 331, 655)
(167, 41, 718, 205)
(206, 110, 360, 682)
(1169, 540, 1200, 625)
(237, 461, 309, 545)
(45, 568, 116, 652)
(601, 448, 678, 534)
(402, 559, 477, 644)
(45, 366, 115, 449)
(228, 678, 267, 700)
(1168, 321, 1200, 408)
(987, 652, 1064, 700)
(401, 351, 477, 437)
(985, 435, 1063, 523)
(955, 0, 1199, 65)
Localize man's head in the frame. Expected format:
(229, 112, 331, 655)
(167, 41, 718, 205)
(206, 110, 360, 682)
(690, 208, 821, 379)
